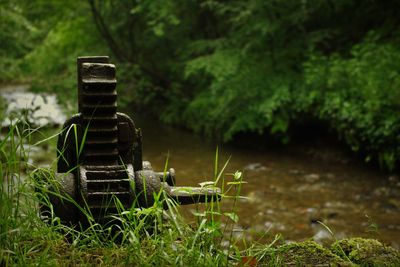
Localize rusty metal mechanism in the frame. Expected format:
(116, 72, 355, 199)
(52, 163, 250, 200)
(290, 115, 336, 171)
(41, 56, 220, 226)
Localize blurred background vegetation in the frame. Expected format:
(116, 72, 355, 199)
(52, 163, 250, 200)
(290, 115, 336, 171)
(1, 0, 399, 171)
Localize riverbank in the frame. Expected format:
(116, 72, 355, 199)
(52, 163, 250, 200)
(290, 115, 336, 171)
(2, 168, 400, 266)
(1, 88, 400, 266)
(2, 216, 400, 266)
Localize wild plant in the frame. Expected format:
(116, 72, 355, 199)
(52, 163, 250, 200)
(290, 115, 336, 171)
(1, 122, 248, 266)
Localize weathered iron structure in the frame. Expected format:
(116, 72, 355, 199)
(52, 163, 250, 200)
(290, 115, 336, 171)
(42, 56, 220, 226)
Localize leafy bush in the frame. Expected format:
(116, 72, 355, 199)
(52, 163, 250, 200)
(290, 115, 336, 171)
(2, 0, 400, 170)
(183, 52, 296, 143)
(303, 33, 400, 170)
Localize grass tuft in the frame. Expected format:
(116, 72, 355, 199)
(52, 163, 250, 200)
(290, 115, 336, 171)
(0, 123, 247, 266)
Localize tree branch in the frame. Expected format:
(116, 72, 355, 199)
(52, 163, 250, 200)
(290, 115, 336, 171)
(87, 0, 129, 62)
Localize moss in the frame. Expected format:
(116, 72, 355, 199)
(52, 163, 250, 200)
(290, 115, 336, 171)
(260, 240, 350, 266)
(257, 238, 400, 266)
(331, 238, 400, 267)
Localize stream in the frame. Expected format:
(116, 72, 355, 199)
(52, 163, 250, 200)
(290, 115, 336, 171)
(131, 113, 400, 248)
(1, 87, 399, 248)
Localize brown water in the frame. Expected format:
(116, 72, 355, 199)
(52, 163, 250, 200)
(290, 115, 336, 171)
(132, 113, 400, 248)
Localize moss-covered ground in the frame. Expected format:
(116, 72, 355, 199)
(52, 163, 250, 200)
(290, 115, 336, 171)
(255, 238, 399, 267)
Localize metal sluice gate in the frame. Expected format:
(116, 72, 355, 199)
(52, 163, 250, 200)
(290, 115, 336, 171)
(35, 56, 220, 227)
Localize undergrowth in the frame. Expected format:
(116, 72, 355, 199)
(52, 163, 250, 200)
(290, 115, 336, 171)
(1, 122, 399, 266)
(0, 122, 248, 266)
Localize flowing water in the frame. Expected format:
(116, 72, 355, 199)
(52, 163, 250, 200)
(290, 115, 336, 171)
(131, 113, 400, 248)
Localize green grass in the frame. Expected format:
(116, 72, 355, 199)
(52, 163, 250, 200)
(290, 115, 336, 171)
(0, 121, 249, 266)
(1, 121, 399, 266)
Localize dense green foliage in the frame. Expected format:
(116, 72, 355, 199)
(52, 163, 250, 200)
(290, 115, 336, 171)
(1, 0, 399, 170)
